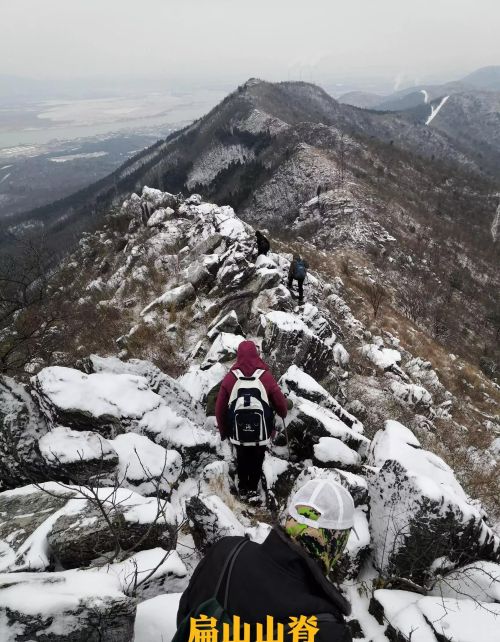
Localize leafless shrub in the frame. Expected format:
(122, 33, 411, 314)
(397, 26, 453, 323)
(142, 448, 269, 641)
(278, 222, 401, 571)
(364, 281, 389, 319)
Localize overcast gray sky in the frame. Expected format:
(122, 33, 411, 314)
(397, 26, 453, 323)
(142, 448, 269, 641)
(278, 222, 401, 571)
(2, 0, 499, 89)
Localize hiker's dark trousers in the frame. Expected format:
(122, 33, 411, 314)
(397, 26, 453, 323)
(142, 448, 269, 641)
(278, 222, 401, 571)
(236, 445, 266, 492)
(288, 276, 305, 300)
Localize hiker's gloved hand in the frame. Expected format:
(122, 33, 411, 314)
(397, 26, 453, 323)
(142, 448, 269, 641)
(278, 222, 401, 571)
(287, 398, 294, 410)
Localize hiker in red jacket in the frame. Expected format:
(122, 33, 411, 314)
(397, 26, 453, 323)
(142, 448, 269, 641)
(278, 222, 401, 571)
(215, 340, 288, 502)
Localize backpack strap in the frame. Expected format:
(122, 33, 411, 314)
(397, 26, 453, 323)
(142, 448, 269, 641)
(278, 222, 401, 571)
(252, 369, 265, 380)
(214, 538, 248, 607)
(232, 369, 245, 380)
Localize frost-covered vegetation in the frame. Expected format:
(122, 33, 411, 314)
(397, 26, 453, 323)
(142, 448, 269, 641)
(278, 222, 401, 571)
(0, 189, 498, 641)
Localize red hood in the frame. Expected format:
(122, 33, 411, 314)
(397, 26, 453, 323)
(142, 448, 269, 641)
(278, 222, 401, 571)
(232, 340, 269, 376)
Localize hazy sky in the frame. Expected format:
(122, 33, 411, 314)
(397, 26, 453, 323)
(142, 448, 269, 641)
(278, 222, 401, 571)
(2, 0, 499, 89)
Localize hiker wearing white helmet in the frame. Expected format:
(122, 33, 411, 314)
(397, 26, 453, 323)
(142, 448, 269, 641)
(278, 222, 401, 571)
(285, 478, 355, 576)
(175, 479, 354, 641)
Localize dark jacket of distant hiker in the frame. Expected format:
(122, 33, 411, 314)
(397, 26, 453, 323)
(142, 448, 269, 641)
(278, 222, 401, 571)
(177, 528, 352, 642)
(288, 255, 309, 281)
(288, 255, 309, 301)
(215, 341, 287, 440)
(255, 230, 270, 256)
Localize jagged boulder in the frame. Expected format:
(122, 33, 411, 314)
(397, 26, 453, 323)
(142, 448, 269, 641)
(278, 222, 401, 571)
(0, 570, 136, 642)
(142, 411, 219, 472)
(146, 207, 175, 227)
(367, 420, 500, 585)
(47, 492, 177, 569)
(260, 311, 336, 380)
(201, 332, 245, 369)
(262, 453, 301, 513)
(251, 284, 293, 316)
(110, 433, 182, 497)
(93, 548, 188, 600)
(142, 186, 178, 210)
(249, 265, 281, 293)
(300, 303, 338, 342)
(313, 437, 361, 470)
(182, 261, 215, 289)
(0, 486, 71, 572)
(371, 589, 500, 642)
(0, 484, 177, 572)
(207, 310, 243, 339)
(140, 282, 195, 316)
(0, 376, 48, 489)
(86, 355, 204, 425)
(186, 494, 244, 553)
(279, 365, 362, 430)
(38, 426, 119, 482)
(31, 366, 163, 437)
(286, 396, 370, 461)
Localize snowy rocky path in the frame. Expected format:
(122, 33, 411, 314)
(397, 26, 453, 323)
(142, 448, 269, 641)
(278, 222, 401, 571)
(0, 188, 498, 641)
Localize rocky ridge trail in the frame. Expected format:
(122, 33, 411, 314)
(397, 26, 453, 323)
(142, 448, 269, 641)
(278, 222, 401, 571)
(0, 187, 499, 641)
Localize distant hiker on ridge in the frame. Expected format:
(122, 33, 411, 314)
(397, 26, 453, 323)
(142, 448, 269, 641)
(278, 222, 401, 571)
(175, 479, 355, 642)
(288, 254, 309, 304)
(255, 230, 270, 256)
(215, 340, 288, 503)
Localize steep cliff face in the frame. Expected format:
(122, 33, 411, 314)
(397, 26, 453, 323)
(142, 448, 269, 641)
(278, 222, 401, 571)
(1, 188, 498, 641)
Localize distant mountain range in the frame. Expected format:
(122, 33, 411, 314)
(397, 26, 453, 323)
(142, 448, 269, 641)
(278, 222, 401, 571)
(4, 70, 500, 254)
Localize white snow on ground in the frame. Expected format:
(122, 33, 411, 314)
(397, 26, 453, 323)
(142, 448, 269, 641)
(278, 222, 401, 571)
(202, 494, 245, 537)
(296, 397, 370, 452)
(314, 437, 360, 466)
(348, 508, 371, 551)
(421, 89, 430, 104)
(238, 108, 288, 136)
(110, 433, 182, 495)
(0, 165, 12, 170)
(186, 143, 254, 189)
(179, 362, 227, 402)
(34, 367, 162, 421)
(369, 420, 475, 510)
(261, 310, 313, 335)
(426, 95, 449, 125)
(140, 404, 218, 449)
(263, 453, 289, 487)
(419, 596, 500, 642)
(282, 364, 328, 396)
(333, 343, 350, 366)
(344, 583, 389, 642)
(96, 548, 187, 595)
(361, 343, 401, 369)
(49, 151, 108, 163)
(1, 484, 178, 573)
(1, 495, 84, 572)
(374, 590, 436, 642)
(255, 254, 278, 269)
(201, 332, 245, 368)
(0, 569, 125, 615)
(0, 172, 11, 183)
(389, 381, 432, 407)
(429, 560, 500, 602)
(38, 426, 116, 464)
(140, 283, 195, 316)
(134, 593, 182, 642)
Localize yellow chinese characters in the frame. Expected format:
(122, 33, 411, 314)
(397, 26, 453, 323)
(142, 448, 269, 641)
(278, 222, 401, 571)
(189, 614, 319, 642)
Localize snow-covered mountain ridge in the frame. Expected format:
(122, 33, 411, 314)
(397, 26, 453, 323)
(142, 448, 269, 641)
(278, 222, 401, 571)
(1, 188, 499, 641)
